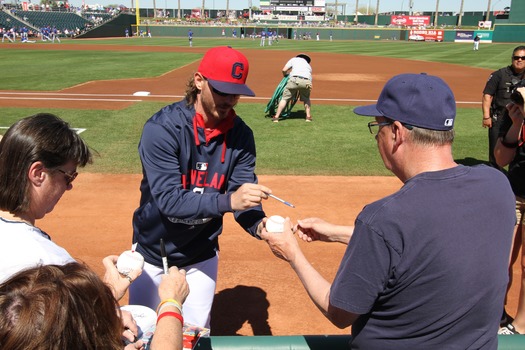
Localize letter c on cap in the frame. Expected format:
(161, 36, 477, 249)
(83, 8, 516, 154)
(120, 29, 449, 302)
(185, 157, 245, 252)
(231, 62, 244, 80)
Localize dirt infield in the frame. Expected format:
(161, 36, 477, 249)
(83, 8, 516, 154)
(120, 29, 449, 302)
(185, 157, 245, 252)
(0, 43, 486, 109)
(3, 42, 520, 336)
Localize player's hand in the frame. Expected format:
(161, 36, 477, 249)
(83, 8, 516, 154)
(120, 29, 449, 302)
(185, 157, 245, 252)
(295, 218, 354, 245)
(158, 266, 190, 305)
(230, 183, 272, 211)
(102, 255, 142, 301)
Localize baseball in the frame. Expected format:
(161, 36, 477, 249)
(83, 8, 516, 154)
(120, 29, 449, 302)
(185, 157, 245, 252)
(266, 215, 285, 233)
(117, 250, 145, 275)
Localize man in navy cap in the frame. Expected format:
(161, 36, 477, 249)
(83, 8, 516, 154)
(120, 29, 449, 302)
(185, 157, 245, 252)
(130, 46, 272, 329)
(261, 73, 516, 349)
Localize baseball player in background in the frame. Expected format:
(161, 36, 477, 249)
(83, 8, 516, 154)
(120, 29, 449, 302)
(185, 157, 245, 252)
(129, 46, 273, 329)
(272, 53, 313, 122)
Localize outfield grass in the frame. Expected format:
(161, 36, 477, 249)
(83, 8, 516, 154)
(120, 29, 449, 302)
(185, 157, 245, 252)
(0, 38, 498, 175)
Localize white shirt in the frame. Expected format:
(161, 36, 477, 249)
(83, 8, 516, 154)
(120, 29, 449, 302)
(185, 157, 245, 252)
(283, 57, 312, 81)
(0, 218, 75, 283)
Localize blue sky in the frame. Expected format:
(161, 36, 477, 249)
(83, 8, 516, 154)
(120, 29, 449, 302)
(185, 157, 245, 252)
(75, 0, 512, 14)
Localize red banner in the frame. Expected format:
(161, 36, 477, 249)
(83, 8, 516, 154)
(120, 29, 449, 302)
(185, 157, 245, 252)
(191, 9, 201, 18)
(391, 15, 430, 26)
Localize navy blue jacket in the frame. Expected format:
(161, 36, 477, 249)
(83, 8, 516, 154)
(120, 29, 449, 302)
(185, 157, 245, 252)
(133, 100, 265, 267)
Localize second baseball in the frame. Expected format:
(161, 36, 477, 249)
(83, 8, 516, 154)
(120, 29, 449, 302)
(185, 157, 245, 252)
(266, 215, 285, 233)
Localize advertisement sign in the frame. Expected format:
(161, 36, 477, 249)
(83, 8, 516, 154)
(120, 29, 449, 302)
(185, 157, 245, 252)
(191, 8, 201, 18)
(270, 0, 314, 5)
(478, 21, 492, 29)
(391, 15, 431, 26)
(408, 29, 444, 42)
(455, 31, 493, 43)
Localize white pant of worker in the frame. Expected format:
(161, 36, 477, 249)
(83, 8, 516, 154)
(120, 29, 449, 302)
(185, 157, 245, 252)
(129, 253, 218, 329)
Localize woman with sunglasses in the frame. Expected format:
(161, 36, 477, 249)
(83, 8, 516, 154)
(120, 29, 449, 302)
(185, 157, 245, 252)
(0, 113, 94, 283)
(0, 113, 149, 347)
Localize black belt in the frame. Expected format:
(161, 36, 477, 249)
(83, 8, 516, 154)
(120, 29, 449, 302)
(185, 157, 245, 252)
(292, 76, 310, 80)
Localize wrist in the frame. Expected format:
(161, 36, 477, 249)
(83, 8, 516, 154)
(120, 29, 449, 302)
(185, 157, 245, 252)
(483, 116, 491, 120)
(157, 311, 184, 325)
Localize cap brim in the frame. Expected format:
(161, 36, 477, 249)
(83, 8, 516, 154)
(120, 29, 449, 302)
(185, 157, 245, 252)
(208, 79, 255, 97)
(353, 104, 383, 117)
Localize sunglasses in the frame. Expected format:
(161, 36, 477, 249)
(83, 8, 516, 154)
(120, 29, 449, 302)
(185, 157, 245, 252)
(57, 169, 78, 186)
(513, 56, 525, 61)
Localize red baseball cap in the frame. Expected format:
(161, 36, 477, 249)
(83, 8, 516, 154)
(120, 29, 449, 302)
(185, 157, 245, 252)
(198, 46, 255, 97)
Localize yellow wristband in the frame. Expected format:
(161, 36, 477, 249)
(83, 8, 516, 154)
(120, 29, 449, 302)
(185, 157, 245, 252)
(156, 299, 182, 314)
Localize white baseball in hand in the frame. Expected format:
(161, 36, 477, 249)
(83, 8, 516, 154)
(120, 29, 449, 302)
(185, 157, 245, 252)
(266, 215, 285, 233)
(117, 250, 145, 275)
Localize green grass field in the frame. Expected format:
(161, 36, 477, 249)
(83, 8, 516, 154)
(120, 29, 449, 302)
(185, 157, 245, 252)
(1, 38, 510, 175)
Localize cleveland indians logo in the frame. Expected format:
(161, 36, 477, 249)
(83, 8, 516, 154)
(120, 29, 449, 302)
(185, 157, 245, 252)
(231, 62, 244, 80)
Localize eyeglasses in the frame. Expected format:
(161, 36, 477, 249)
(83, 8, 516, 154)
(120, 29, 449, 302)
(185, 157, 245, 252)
(57, 169, 78, 186)
(513, 56, 525, 61)
(368, 121, 393, 134)
(367, 121, 414, 135)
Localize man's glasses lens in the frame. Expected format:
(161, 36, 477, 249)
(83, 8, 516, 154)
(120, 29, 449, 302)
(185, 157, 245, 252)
(368, 121, 393, 134)
(513, 56, 525, 61)
(57, 169, 78, 186)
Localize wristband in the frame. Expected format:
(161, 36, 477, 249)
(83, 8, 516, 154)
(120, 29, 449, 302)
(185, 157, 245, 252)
(501, 138, 519, 148)
(483, 117, 491, 120)
(158, 301, 183, 315)
(157, 311, 183, 325)
(156, 299, 182, 314)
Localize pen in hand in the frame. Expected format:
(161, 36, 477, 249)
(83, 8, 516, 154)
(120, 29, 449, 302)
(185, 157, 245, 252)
(160, 238, 169, 274)
(266, 193, 295, 208)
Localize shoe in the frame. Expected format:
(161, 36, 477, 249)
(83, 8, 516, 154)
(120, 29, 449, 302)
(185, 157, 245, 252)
(272, 117, 279, 123)
(498, 323, 520, 335)
(501, 309, 514, 328)
(305, 117, 312, 122)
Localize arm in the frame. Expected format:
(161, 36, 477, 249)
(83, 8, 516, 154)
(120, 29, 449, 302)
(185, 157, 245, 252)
(295, 218, 354, 244)
(482, 93, 493, 128)
(150, 266, 190, 350)
(101, 256, 143, 345)
(494, 103, 525, 167)
(260, 218, 358, 328)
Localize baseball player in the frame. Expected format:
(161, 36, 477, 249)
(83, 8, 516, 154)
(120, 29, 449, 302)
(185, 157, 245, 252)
(272, 53, 313, 122)
(129, 47, 272, 329)
(188, 29, 193, 47)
